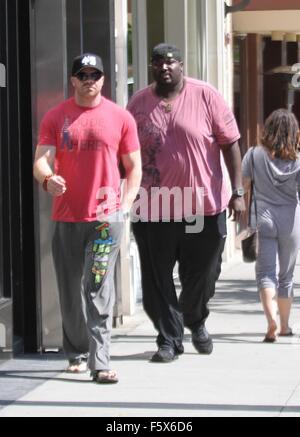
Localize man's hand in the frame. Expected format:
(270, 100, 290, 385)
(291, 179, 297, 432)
(228, 196, 246, 222)
(46, 175, 67, 197)
(120, 150, 142, 213)
(222, 141, 246, 222)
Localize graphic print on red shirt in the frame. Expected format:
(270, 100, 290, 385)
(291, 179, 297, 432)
(38, 97, 140, 222)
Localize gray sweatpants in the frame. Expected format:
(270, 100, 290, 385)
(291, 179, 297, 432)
(52, 215, 123, 371)
(256, 203, 300, 298)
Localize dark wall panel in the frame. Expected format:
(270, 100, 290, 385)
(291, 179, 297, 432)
(0, 0, 37, 355)
(82, 0, 115, 100)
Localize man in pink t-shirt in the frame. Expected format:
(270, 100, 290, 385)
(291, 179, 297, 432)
(33, 53, 141, 383)
(128, 43, 245, 363)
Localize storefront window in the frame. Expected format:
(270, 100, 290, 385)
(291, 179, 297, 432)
(0, 17, 5, 301)
(0, 80, 3, 300)
(0, 56, 4, 300)
(127, 1, 134, 98)
(0, 179, 3, 299)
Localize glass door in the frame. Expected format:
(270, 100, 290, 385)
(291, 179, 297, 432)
(0, 0, 12, 360)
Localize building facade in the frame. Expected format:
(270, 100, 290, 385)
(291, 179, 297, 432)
(233, 0, 300, 151)
(231, 0, 300, 232)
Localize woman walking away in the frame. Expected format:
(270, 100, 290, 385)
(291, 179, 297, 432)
(242, 109, 300, 343)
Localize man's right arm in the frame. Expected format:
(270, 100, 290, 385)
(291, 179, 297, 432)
(33, 145, 66, 196)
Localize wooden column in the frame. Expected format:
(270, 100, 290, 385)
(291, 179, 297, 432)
(247, 34, 264, 147)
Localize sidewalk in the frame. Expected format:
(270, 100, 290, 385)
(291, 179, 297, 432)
(1, 252, 300, 417)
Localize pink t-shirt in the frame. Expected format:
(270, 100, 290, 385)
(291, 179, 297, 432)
(127, 78, 240, 217)
(38, 97, 140, 222)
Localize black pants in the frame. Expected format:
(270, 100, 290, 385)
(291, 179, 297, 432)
(132, 212, 227, 353)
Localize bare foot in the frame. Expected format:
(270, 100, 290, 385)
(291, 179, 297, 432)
(264, 320, 277, 342)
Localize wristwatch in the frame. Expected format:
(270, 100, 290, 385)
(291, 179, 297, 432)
(232, 188, 245, 197)
(123, 211, 130, 220)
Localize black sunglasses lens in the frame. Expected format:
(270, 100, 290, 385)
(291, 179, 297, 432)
(92, 72, 102, 81)
(76, 72, 102, 81)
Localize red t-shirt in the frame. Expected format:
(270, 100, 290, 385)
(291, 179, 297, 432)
(38, 97, 140, 222)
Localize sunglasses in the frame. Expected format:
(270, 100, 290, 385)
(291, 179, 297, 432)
(75, 71, 103, 82)
(151, 58, 179, 68)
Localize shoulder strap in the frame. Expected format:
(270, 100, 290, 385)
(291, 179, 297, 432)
(249, 148, 258, 228)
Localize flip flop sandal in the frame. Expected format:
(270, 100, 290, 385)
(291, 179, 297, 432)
(92, 370, 119, 384)
(279, 330, 294, 337)
(263, 336, 277, 343)
(66, 360, 88, 374)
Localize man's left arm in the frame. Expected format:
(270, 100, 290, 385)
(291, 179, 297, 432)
(221, 141, 246, 222)
(120, 150, 142, 214)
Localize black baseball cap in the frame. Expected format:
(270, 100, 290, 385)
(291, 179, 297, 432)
(71, 53, 104, 76)
(151, 43, 182, 62)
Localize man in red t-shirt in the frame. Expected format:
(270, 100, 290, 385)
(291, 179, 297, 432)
(33, 53, 141, 384)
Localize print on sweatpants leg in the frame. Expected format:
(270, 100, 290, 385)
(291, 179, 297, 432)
(92, 223, 115, 285)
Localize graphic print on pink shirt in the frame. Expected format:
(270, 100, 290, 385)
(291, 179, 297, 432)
(134, 112, 162, 189)
(128, 78, 240, 218)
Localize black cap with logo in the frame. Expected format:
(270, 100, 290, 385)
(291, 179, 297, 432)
(71, 53, 104, 76)
(151, 43, 182, 63)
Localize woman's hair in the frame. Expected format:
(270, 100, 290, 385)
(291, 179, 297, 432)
(261, 109, 300, 161)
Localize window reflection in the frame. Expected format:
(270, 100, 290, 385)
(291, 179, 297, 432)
(128, 0, 134, 98)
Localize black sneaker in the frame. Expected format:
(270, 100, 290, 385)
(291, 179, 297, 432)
(176, 344, 185, 356)
(192, 325, 213, 355)
(151, 347, 179, 363)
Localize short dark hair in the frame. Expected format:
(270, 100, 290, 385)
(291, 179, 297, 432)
(261, 109, 300, 161)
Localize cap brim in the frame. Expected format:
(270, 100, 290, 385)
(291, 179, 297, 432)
(73, 67, 104, 76)
(151, 53, 182, 62)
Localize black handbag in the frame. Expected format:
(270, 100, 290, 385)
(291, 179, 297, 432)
(242, 149, 258, 263)
(242, 229, 258, 263)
